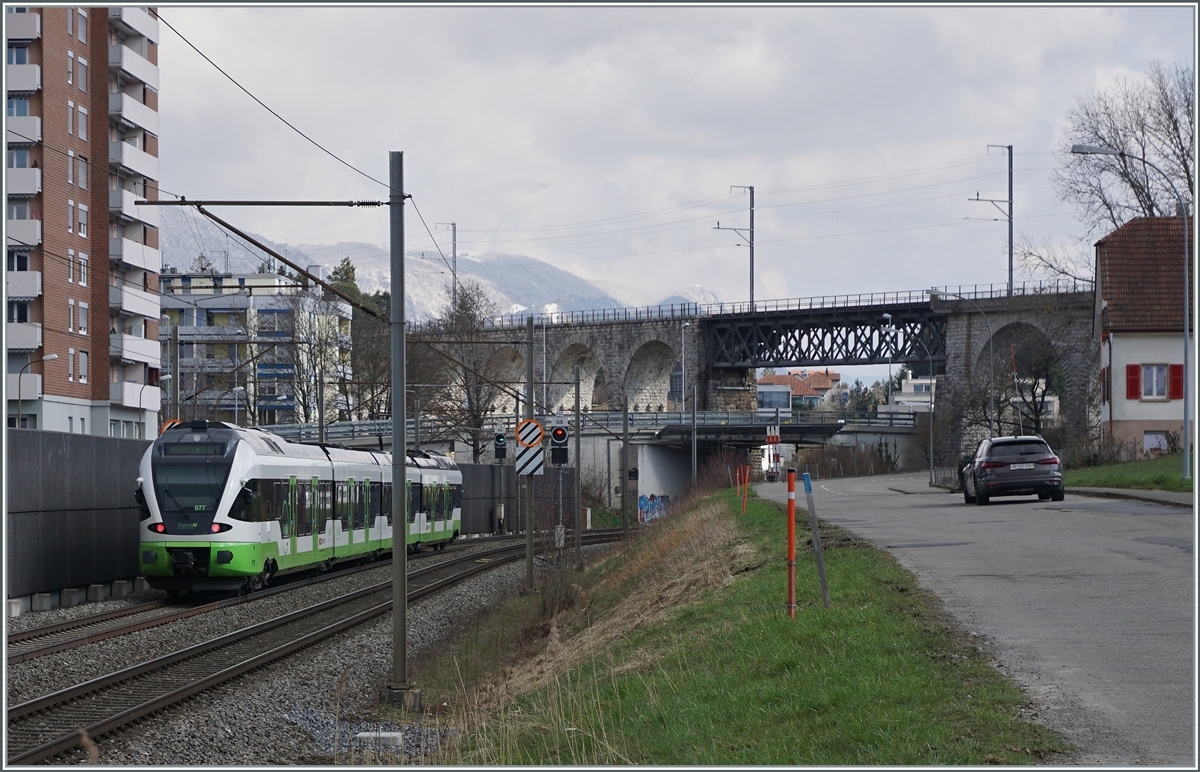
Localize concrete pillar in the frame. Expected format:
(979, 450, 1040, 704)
(61, 588, 85, 608)
(112, 579, 132, 599)
(31, 592, 55, 612)
(87, 583, 111, 603)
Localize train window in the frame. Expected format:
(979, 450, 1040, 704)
(336, 482, 348, 525)
(296, 483, 312, 537)
(276, 481, 292, 538)
(382, 482, 392, 526)
(450, 483, 462, 512)
(370, 481, 381, 523)
(408, 482, 420, 523)
(229, 479, 261, 522)
(318, 481, 332, 534)
(350, 481, 365, 531)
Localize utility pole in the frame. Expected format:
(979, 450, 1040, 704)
(169, 318, 180, 421)
(386, 150, 418, 710)
(691, 383, 698, 483)
(622, 400, 630, 538)
(436, 222, 457, 310)
(970, 145, 1013, 297)
(714, 185, 755, 308)
(525, 315, 535, 591)
(574, 364, 582, 571)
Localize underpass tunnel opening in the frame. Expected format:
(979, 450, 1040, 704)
(484, 346, 526, 415)
(547, 344, 602, 413)
(623, 340, 677, 412)
(979, 322, 1064, 434)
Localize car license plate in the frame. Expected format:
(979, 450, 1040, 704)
(1010, 463, 1035, 470)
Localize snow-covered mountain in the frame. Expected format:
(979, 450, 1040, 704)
(159, 207, 718, 321)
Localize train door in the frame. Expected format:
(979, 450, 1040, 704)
(363, 479, 371, 548)
(408, 479, 422, 551)
(282, 476, 297, 567)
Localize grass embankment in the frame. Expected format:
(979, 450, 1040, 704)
(404, 490, 1068, 765)
(1065, 453, 1192, 493)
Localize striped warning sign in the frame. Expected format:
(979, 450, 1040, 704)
(516, 444, 545, 476)
(517, 418, 543, 448)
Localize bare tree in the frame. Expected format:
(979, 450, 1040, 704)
(410, 280, 509, 462)
(1055, 61, 1194, 236)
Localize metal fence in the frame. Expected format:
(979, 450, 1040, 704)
(265, 409, 917, 444)
(6, 429, 151, 598)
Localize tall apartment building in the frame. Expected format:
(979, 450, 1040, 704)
(158, 269, 354, 427)
(5, 6, 161, 438)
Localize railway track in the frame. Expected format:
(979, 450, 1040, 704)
(6, 530, 622, 764)
(5, 532, 543, 665)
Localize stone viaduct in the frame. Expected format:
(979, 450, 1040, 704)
(414, 281, 1098, 444)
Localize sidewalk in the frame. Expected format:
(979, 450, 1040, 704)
(883, 479, 1194, 509)
(1068, 486, 1194, 509)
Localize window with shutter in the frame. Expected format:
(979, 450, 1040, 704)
(1125, 364, 1140, 399)
(1169, 364, 1184, 400)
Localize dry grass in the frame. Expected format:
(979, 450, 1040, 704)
(475, 499, 750, 709)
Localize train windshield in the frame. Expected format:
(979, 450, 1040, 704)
(152, 462, 231, 515)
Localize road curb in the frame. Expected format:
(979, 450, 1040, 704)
(1068, 488, 1194, 509)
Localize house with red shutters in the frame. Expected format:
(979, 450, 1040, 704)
(1094, 216, 1193, 455)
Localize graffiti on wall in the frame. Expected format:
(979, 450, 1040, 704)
(638, 494, 670, 523)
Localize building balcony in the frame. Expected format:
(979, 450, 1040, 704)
(180, 356, 237, 374)
(109, 187, 160, 227)
(5, 270, 41, 301)
(110, 333, 160, 366)
(6, 322, 42, 352)
(110, 380, 160, 409)
(110, 283, 159, 319)
(8, 372, 42, 402)
(6, 115, 39, 144)
(176, 325, 250, 343)
(108, 43, 159, 90)
(109, 6, 159, 44)
(109, 237, 161, 273)
(109, 141, 159, 181)
(108, 91, 158, 135)
(5, 11, 41, 41)
(5, 218, 41, 249)
(5, 167, 40, 197)
(7, 373, 42, 400)
(5, 63, 40, 93)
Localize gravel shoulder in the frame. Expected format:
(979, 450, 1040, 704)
(6, 543, 606, 765)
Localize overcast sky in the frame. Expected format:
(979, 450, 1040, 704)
(157, 4, 1194, 377)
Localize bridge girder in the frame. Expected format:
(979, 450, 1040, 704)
(707, 304, 947, 369)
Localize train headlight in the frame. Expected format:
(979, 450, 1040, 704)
(210, 522, 232, 533)
(150, 523, 166, 534)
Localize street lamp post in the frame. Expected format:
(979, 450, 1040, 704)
(882, 314, 894, 413)
(16, 353, 58, 428)
(1070, 144, 1191, 480)
(909, 338, 936, 487)
(930, 288, 995, 436)
(232, 386, 246, 426)
(681, 322, 691, 412)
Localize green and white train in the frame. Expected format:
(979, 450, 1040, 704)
(136, 420, 461, 594)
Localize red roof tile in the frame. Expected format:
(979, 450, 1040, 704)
(1096, 216, 1194, 332)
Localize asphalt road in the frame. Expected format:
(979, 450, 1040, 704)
(757, 473, 1194, 767)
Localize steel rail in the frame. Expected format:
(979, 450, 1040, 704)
(6, 533, 541, 665)
(6, 532, 621, 764)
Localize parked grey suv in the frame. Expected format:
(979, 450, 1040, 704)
(962, 436, 1064, 505)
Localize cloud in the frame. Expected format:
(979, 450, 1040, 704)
(155, 5, 1193, 302)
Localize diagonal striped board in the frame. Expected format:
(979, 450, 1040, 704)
(516, 443, 545, 476)
(517, 418, 544, 448)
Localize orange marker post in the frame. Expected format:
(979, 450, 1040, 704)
(786, 468, 796, 619)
